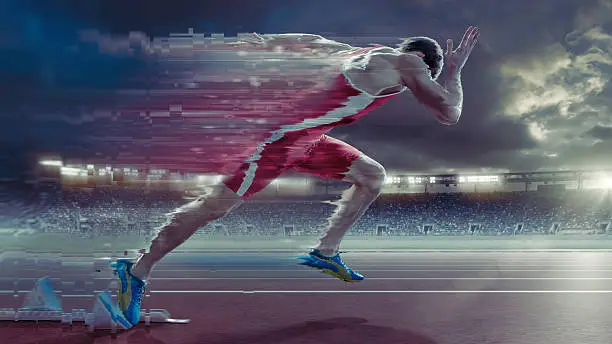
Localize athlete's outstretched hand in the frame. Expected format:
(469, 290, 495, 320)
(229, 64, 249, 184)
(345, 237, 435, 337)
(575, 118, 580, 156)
(445, 26, 479, 73)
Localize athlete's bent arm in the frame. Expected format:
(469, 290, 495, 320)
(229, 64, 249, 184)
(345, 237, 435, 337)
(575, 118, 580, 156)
(401, 27, 479, 125)
(401, 55, 463, 125)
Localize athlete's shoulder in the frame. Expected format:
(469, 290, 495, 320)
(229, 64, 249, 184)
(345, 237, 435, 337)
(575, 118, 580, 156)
(397, 53, 430, 81)
(400, 53, 429, 69)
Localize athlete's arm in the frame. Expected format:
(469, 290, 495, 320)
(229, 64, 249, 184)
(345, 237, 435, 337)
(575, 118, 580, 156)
(239, 33, 356, 53)
(401, 26, 479, 125)
(263, 34, 355, 52)
(401, 55, 463, 125)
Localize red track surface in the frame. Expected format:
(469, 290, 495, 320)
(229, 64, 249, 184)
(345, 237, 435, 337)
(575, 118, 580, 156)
(3, 251, 612, 344)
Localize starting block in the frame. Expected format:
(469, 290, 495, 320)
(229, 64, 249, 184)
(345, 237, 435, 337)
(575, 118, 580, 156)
(0, 276, 190, 331)
(22, 276, 62, 311)
(0, 306, 190, 331)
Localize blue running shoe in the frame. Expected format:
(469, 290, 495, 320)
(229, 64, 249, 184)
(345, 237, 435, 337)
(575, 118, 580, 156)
(111, 259, 146, 325)
(297, 249, 364, 282)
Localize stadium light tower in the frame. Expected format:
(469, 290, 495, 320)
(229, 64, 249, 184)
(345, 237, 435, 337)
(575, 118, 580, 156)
(384, 175, 401, 185)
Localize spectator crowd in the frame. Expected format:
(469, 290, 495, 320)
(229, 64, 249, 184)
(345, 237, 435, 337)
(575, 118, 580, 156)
(1, 184, 611, 238)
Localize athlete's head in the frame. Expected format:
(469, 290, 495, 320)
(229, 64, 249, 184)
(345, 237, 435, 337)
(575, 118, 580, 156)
(398, 37, 443, 80)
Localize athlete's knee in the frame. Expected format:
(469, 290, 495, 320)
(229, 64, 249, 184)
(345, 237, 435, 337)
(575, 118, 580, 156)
(365, 162, 386, 194)
(349, 156, 386, 194)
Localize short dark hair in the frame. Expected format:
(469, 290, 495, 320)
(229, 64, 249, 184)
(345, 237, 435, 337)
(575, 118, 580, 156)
(398, 37, 444, 80)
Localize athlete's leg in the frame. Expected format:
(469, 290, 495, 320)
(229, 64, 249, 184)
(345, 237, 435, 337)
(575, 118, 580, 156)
(114, 182, 245, 325)
(131, 183, 243, 279)
(132, 144, 292, 280)
(296, 135, 386, 256)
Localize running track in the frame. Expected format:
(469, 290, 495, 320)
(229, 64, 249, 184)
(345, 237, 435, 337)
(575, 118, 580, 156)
(2, 251, 612, 343)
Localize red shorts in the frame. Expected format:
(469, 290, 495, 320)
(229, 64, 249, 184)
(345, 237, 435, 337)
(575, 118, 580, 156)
(223, 135, 362, 199)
